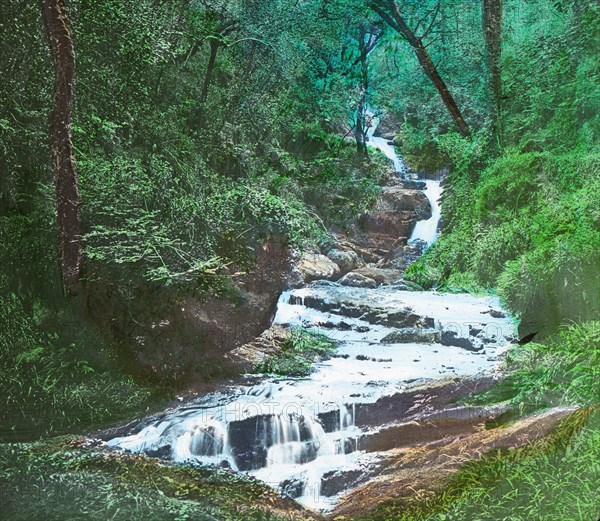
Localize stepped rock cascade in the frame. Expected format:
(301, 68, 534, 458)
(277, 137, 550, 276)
(367, 133, 407, 178)
(108, 115, 515, 511)
(409, 178, 443, 246)
(108, 283, 514, 510)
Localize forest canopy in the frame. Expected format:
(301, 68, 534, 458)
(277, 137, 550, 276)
(0, 0, 598, 444)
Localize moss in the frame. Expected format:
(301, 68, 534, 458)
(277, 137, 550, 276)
(351, 408, 598, 521)
(407, 150, 600, 335)
(0, 293, 171, 442)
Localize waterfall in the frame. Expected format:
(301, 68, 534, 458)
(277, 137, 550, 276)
(366, 112, 408, 176)
(108, 404, 350, 472)
(366, 110, 443, 247)
(108, 281, 514, 510)
(409, 179, 443, 246)
(106, 110, 514, 512)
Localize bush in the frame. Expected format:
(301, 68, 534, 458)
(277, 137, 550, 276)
(0, 293, 159, 441)
(253, 328, 337, 377)
(406, 150, 600, 335)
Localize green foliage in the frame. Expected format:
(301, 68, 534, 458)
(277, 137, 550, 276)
(0, 440, 295, 521)
(406, 150, 600, 331)
(467, 321, 600, 410)
(253, 328, 337, 377)
(0, 293, 161, 441)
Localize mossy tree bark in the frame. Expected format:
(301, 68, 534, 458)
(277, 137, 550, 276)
(483, 0, 503, 144)
(353, 23, 382, 158)
(40, 0, 83, 297)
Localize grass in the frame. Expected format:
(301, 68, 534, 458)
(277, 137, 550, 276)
(252, 328, 337, 378)
(1, 322, 597, 521)
(404, 150, 600, 334)
(0, 437, 307, 521)
(0, 292, 171, 442)
(465, 321, 600, 409)
(352, 321, 600, 521)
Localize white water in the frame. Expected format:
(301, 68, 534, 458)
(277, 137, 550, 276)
(366, 112, 442, 247)
(409, 179, 443, 246)
(108, 285, 514, 510)
(366, 112, 408, 177)
(107, 115, 514, 511)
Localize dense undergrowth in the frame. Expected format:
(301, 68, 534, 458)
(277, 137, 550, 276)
(355, 407, 599, 521)
(403, 2, 599, 337)
(0, 438, 300, 521)
(0, 292, 164, 442)
(0, 0, 598, 519)
(0, 0, 388, 439)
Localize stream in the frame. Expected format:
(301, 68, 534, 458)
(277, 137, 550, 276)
(107, 122, 516, 512)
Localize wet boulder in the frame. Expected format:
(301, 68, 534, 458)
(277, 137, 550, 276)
(380, 328, 440, 344)
(320, 469, 366, 497)
(280, 478, 305, 499)
(326, 249, 363, 275)
(440, 329, 483, 352)
(350, 266, 402, 285)
(339, 272, 378, 288)
(296, 253, 341, 283)
(356, 187, 431, 250)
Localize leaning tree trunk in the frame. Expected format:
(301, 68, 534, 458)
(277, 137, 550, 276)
(41, 0, 83, 297)
(370, 0, 471, 137)
(483, 0, 503, 143)
(201, 39, 220, 104)
(411, 38, 471, 137)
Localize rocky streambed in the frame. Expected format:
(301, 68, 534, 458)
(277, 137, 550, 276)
(103, 120, 535, 514)
(105, 280, 516, 512)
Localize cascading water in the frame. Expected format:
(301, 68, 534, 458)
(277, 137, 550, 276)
(108, 285, 514, 510)
(409, 179, 443, 247)
(366, 111, 408, 177)
(366, 110, 443, 247)
(108, 114, 514, 512)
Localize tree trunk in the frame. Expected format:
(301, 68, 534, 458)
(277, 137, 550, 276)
(370, 0, 471, 137)
(201, 39, 220, 104)
(354, 28, 370, 158)
(483, 0, 503, 142)
(40, 0, 83, 297)
(412, 38, 471, 137)
(355, 95, 368, 157)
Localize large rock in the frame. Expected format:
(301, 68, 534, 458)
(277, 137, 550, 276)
(338, 271, 378, 288)
(320, 468, 372, 498)
(226, 324, 290, 371)
(86, 236, 291, 383)
(291, 291, 434, 329)
(296, 253, 341, 283)
(351, 266, 402, 285)
(326, 248, 363, 275)
(440, 329, 483, 352)
(334, 406, 580, 519)
(358, 187, 431, 246)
